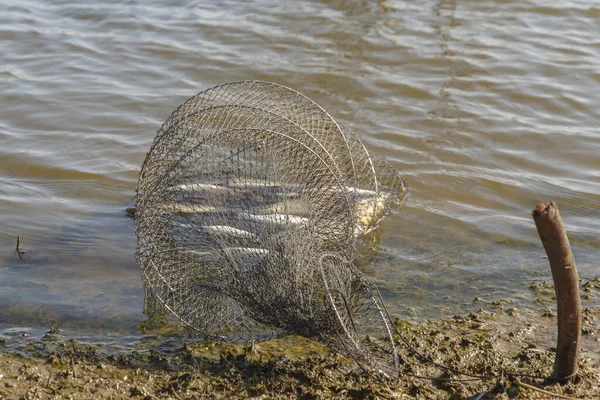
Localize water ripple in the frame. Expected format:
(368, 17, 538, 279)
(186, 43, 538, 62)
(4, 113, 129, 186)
(0, 0, 598, 327)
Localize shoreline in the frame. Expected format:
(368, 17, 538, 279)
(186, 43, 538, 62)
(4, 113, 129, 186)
(1, 306, 598, 399)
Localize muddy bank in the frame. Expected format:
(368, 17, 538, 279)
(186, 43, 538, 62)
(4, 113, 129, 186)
(1, 302, 598, 400)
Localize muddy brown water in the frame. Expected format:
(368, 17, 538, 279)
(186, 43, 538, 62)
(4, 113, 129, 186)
(1, 0, 599, 346)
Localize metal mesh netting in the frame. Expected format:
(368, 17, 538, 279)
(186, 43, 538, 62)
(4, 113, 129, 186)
(135, 81, 407, 377)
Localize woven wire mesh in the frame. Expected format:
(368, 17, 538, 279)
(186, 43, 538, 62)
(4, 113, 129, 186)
(135, 81, 407, 377)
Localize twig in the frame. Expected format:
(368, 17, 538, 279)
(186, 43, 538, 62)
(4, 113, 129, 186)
(517, 380, 576, 399)
(16, 236, 24, 260)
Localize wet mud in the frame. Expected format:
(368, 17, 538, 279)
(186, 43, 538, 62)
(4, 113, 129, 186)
(1, 280, 598, 399)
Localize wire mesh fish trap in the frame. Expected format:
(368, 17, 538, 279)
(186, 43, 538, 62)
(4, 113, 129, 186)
(135, 81, 407, 377)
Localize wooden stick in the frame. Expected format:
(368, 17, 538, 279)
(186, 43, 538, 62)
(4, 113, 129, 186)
(532, 201, 581, 384)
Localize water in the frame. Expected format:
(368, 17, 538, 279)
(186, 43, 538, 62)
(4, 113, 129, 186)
(1, 0, 599, 340)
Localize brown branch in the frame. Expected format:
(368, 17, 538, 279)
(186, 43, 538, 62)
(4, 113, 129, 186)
(532, 201, 581, 384)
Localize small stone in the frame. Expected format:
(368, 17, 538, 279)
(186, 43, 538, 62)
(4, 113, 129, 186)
(541, 309, 555, 318)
